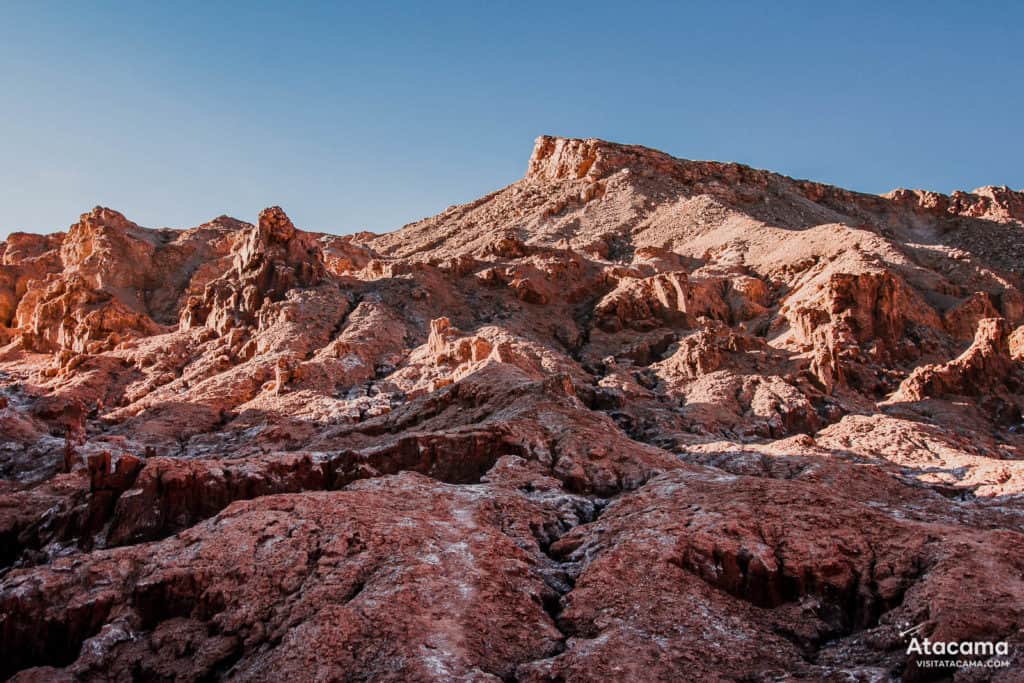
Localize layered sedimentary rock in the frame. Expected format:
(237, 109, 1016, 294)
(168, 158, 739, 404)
(2, 136, 1023, 681)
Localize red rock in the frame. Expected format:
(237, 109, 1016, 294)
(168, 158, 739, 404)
(894, 318, 1022, 420)
(2, 137, 1024, 680)
(0, 474, 580, 680)
(525, 468, 1024, 682)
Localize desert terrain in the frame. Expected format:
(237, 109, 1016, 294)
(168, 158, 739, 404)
(1, 136, 1023, 681)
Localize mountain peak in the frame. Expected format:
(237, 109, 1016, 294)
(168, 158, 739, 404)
(525, 135, 683, 182)
(526, 136, 604, 181)
(75, 206, 137, 231)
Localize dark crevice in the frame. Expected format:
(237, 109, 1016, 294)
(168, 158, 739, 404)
(196, 640, 245, 683)
(512, 498, 612, 680)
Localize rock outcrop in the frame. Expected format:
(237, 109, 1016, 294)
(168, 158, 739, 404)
(2, 136, 1023, 681)
(180, 206, 326, 334)
(893, 317, 1023, 424)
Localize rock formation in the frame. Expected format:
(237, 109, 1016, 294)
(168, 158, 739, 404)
(1, 136, 1023, 681)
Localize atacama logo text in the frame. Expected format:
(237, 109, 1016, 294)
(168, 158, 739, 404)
(901, 623, 1011, 671)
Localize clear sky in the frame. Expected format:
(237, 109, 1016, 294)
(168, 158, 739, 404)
(1, 1, 1021, 238)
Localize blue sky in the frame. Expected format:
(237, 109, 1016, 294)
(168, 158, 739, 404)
(1, 1, 1021, 238)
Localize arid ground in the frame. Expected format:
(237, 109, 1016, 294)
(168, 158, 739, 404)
(2, 136, 1023, 681)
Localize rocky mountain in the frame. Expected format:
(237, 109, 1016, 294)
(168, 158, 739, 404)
(1, 136, 1023, 681)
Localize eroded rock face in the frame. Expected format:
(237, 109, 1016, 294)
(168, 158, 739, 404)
(1, 474, 583, 680)
(893, 317, 1023, 424)
(529, 469, 1024, 683)
(886, 185, 1024, 224)
(2, 136, 1024, 680)
(180, 206, 327, 335)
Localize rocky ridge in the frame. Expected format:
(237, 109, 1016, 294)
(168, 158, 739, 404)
(1, 136, 1023, 681)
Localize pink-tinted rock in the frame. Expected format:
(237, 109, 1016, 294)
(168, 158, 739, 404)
(2, 137, 1023, 681)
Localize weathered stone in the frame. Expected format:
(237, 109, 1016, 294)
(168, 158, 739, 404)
(2, 137, 1023, 681)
